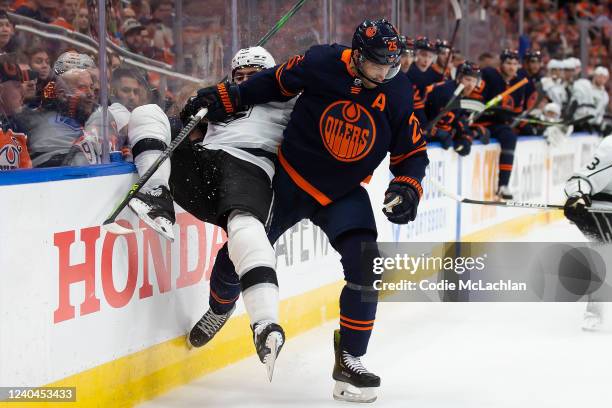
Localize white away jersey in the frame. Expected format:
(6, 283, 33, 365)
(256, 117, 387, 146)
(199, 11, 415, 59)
(201, 98, 296, 180)
(565, 136, 612, 197)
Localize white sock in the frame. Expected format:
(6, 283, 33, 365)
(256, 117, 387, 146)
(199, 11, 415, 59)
(134, 151, 170, 192)
(242, 283, 279, 326)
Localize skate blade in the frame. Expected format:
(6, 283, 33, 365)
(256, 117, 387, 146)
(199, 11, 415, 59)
(128, 199, 175, 242)
(264, 333, 283, 382)
(103, 221, 135, 235)
(333, 381, 377, 403)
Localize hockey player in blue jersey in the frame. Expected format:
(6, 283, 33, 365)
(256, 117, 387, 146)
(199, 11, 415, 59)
(431, 38, 452, 81)
(470, 49, 526, 200)
(406, 37, 443, 99)
(424, 61, 483, 155)
(181, 19, 428, 402)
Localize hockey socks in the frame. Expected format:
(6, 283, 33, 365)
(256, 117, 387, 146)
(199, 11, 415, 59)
(208, 245, 241, 315)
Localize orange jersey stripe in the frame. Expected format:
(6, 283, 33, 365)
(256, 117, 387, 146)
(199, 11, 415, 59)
(210, 289, 238, 305)
(340, 315, 376, 325)
(499, 164, 513, 170)
(278, 148, 332, 206)
(275, 63, 299, 97)
(340, 321, 374, 331)
(390, 144, 427, 165)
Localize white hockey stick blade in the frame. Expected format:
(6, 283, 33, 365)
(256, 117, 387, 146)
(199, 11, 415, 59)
(449, 0, 462, 20)
(460, 99, 485, 112)
(102, 221, 135, 235)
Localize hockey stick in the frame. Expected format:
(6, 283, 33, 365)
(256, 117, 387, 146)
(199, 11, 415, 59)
(102, 1, 310, 235)
(102, 108, 208, 234)
(429, 177, 612, 213)
(516, 114, 593, 127)
(424, 83, 465, 132)
(442, 0, 462, 78)
(256, 0, 308, 47)
(468, 77, 529, 125)
(511, 81, 546, 128)
(460, 99, 485, 113)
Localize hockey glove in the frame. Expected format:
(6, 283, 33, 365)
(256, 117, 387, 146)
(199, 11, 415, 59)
(180, 81, 242, 125)
(564, 193, 592, 225)
(453, 134, 472, 156)
(429, 128, 453, 150)
(382, 179, 421, 224)
(471, 125, 490, 145)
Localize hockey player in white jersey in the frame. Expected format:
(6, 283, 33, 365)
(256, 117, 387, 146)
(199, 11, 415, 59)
(174, 46, 295, 379)
(591, 66, 610, 134)
(564, 135, 612, 330)
(541, 59, 567, 108)
(567, 65, 608, 134)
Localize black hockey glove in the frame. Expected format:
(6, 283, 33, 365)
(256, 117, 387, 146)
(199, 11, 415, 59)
(382, 178, 421, 224)
(453, 133, 472, 156)
(180, 81, 242, 125)
(564, 193, 592, 225)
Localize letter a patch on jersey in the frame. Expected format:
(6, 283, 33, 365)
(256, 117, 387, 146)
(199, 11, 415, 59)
(371, 93, 386, 112)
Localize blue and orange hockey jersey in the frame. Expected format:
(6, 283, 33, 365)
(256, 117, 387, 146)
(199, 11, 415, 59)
(238, 44, 429, 205)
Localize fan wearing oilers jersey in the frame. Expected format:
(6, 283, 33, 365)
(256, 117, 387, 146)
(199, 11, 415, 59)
(564, 136, 612, 331)
(180, 19, 428, 402)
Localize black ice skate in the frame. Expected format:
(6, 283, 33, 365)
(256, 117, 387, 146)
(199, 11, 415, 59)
(128, 185, 176, 241)
(187, 305, 236, 349)
(332, 329, 380, 403)
(252, 320, 285, 382)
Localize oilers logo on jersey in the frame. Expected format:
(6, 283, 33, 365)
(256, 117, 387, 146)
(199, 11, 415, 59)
(319, 101, 376, 162)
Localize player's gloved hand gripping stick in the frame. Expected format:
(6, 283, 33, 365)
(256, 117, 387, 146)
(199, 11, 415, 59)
(102, 0, 310, 234)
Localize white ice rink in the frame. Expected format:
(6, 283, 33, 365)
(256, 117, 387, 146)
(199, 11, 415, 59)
(139, 219, 612, 408)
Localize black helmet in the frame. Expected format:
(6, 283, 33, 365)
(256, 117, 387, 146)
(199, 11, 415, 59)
(524, 49, 542, 62)
(414, 36, 436, 52)
(435, 38, 451, 53)
(399, 35, 414, 55)
(352, 19, 403, 84)
(352, 19, 403, 65)
(500, 48, 520, 62)
(456, 61, 481, 78)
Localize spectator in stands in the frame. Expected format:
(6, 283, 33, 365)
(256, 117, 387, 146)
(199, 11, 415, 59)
(52, 0, 78, 30)
(22, 52, 96, 167)
(74, 6, 90, 35)
(0, 11, 17, 55)
(110, 65, 148, 112)
(121, 18, 146, 55)
(149, 0, 173, 49)
(0, 68, 31, 170)
(25, 46, 51, 108)
(15, 0, 59, 24)
(0, 59, 27, 132)
(129, 0, 150, 21)
(18, 65, 38, 106)
(26, 46, 51, 83)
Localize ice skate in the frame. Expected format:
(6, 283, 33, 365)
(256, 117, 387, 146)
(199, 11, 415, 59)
(496, 185, 513, 201)
(252, 320, 285, 381)
(582, 311, 602, 332)
(128, 185, 176, 241)
(187, 305, 236, 348)
(332, 330, 380, 403)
